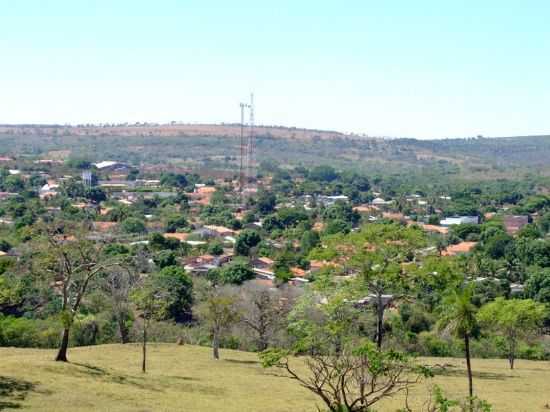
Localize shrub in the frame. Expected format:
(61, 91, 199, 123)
(417, 332, 453, 357)
(0, 316, 59, 348)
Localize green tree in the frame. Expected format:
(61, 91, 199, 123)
(131, 279, 164, 373)
(165, 215, 188, 233)
(478, 298, 545, 369)
(152, 266, 193, 323)
(322, 201, 360, 225)
(313, 223, 427, 348)
(324, 219, 351, 235)
(209, 262, 254, 285)
(160, 172, 188, 189)
(3, 175, 25, 192)
(309, 165, 338, 182)
(85, 187, 106, 203)
(153, 250, 177, 269)
(207, 241, 224, 256)
(0, 239, 11, 253)
(121, 217, 146, 234)
(260, 295, 428, 412)
(525, 267, 550, 303)
(234, 230, 261, 256)
(148, 232, 181, 251)
(538, 211, 550, 234)
(483, 232, 513, 259)
(300, 230, 320, 254)
(255, 190, 276, 215)
(437, 285, 479, 405)
(196, 286, 240, 359)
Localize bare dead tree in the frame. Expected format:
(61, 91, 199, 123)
(103, 265, 139, 344)
(238, 283, 299, 351)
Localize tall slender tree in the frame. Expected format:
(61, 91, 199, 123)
(438, 285, 480, 408)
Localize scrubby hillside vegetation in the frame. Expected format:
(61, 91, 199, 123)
(1, 125, 549, 178)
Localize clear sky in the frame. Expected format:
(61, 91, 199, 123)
(1, 0, 549, 138)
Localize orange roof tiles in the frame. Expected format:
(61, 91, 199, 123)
(164, 233, 189, 242)
(93, 222, 118, 232)
(197, 186, 216, 194)
(442, 241, 477, 256)
(419, 224, 449, 234)
(382, 212, 406, 221)
(290, 267, 307, 277)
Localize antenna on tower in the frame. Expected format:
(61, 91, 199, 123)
(239, 102, 248, 195)
(247, 92, 255, 187)
(238, 93, 256, 205)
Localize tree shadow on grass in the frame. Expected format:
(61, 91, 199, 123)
(42, 362, 163, 392)
(165, 376, 200, 382)
(44, 362, 223, 397)
(0, 376, 38, 410)
(71, 363, 163, 391)
(223, 359, 260, 366)
(430, 365, 514, 381)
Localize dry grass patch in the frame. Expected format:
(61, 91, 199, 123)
(0, 345, 548, 411)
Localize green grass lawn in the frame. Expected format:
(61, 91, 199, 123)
(1, 344, 549, 411)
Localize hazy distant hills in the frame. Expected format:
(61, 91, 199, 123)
(1, 124, 549, 176)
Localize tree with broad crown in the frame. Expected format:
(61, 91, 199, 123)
(477, 297, 545, 369)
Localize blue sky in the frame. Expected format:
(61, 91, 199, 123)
(1, 0, 549, 138)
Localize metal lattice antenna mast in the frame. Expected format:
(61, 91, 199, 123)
(246, 93, 255, 188)
(239, 102, 247, 194)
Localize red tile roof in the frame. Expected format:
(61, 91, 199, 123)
(442, 241, 477, 256)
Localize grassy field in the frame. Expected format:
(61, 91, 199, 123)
(1, 344, 549, 411)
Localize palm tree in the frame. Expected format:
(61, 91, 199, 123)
(438, 284, 479, 409)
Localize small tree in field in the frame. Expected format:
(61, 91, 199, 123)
(131, 281, 164, 373)
(196, 286, 240, 360)
(35, 222, 116, 362)
(477, 297, 545, 369)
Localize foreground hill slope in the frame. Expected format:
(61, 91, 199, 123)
(1, 344, 549, 411)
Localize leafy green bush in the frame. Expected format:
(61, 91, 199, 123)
(417, 332, 454, 357)
(0, 316, 59, 348)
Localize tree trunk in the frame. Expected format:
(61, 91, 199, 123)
(142, 323, 147, 373)
(258, 323, 268, 351)
(376, 293, 384, 349)
(55, 327, 70, 362)
(213, 331, 220, 360)
(464, 334, 474, 409)
(118, 316, 130, 344)
(258, 335, 268, 352)
(508, 339, 516, 370)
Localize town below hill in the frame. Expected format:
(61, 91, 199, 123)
(1, 131, 550, 411)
